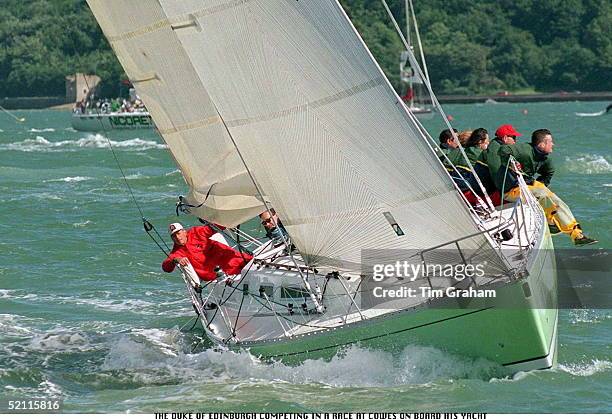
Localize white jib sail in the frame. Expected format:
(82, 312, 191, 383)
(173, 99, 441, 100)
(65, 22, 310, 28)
(87, 1, 266, 227)
(89, 0, 505, 271)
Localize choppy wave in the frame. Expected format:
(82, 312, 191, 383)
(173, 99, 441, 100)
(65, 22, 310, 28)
(29, 331, 91, 352)
(101, 330, 506, 387)
(575, 110, 606, 117)
(564, 154, 612, 174)
(29, 128, 56, 133)
(569, 309, 612, 324)
(72, 220, 93, 227)
(559, 359, 612, 376)
(0, 134, 166, 152)
(47, 176, 93, 183)
(0, 314, 35, 338)
(0, 289, 184, 316)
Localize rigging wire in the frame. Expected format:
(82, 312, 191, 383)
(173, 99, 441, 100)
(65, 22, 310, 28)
(379, 0, 496, 213)
(81, 77, 171, 254)
(0, 104, 26, 123)
(206, 101, 325, 313)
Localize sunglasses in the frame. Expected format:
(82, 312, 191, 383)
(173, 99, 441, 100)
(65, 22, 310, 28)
(261, 217, 273, 225)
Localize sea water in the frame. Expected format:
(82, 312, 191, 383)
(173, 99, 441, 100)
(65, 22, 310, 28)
(0, 102, 610, 413)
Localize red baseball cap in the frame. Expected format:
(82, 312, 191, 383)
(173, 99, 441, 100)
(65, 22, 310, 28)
(495, 124, 522, 138)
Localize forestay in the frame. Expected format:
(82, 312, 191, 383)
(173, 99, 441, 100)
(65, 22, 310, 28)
(89, 0, 506, 272)
(87, 0, 266, 227)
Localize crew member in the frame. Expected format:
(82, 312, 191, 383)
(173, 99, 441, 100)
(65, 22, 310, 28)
(445, 128, 494, 195)
(162, 223, 252, 281)
(259, 208, 288, 241)
(500, 129, 597, 246)
(486, 124, 521, 191)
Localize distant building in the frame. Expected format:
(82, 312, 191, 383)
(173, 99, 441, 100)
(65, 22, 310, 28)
(65, 73, 101, 103)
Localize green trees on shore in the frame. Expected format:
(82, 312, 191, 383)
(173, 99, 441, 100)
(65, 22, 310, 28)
(0, 0, 610, 98)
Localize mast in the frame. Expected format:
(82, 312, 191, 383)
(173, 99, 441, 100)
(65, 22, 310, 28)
(409, 0, 430, 84)
(404, 0, 414, 109)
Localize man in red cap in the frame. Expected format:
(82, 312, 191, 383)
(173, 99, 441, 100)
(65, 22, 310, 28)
(485, 124, 522, 191)
(162, 222, 252, 281)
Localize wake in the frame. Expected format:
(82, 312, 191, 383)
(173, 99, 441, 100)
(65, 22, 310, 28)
(575, 110, 606, 117)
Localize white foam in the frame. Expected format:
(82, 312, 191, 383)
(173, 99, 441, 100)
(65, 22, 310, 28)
(72, 220, 93, 227)
(0, 314, 34, 337)
(102, 335, 505, 386)
(559, 359, 612, 376)
(48, 176, 92, 183)
(29, 128, 56, 132)
(0, 133, 166, 152)
(575, 110, 606, 117)
(569, 309, 611, 324)
(564, 154, 612, 174)
(37, 379, 63, 397)
(29, 332, 90, 352)
(125, 172, 145, 179)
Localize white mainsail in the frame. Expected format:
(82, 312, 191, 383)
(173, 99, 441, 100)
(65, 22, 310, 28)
(87, 2, 266, 227)
(88, 0, 505, 271)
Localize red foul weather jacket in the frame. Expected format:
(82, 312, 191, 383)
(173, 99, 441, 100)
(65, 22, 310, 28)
(161, 225, 252, 281)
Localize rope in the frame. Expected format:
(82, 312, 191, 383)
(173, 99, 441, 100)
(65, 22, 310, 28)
(379, 0, 495, 213)
(80, 77, 172, 256)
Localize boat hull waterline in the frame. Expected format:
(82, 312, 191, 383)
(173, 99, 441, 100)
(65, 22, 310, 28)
(204, 232, 557, 373)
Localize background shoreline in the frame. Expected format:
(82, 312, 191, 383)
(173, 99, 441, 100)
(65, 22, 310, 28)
(2, 92, 611, 110)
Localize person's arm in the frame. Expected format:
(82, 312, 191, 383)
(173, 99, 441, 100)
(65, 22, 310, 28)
(162, 251, 189, 272)
(207, 241, 252, 275)
(536, 158, 555, 186)
(499, 145, 520, 190)
(162, 254, 177, 273)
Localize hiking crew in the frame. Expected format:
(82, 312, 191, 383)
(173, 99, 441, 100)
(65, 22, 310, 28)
(486, 124, 521, 191)
(499, 129, 597, 246)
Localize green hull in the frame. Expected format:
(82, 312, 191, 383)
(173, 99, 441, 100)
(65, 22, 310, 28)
(241, 233, 558, 372)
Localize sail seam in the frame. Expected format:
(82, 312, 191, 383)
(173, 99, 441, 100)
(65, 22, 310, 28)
(106, 0, 257, 41)
(226, 77, 386, 128)
(157, 115, 223, 135)
(283, 187, 456, 227)
(106, 19, 170, 41)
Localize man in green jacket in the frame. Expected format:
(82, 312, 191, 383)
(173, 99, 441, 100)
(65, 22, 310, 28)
(486, 124, 521, 191)
(500, 129, 596, 246)
(436, 128, 460, 163)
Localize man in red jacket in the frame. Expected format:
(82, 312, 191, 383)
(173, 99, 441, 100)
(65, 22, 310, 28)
(162, 223, 252, 281)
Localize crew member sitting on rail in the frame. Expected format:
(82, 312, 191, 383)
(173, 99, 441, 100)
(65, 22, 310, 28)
(438, 128, 459, 151)
(485, 124, 520, 192)
(259, 208, 288, 242)
(444, 128, 495, 195)
(499, 129, 597, 246)
(162, 223, 252, 281)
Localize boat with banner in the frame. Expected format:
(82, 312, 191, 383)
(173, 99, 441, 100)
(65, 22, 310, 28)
(87, 0, 557, 372)
(71, 110, 154, 131)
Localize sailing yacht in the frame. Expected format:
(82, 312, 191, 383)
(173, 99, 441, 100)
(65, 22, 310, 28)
(87, 0, 557, 372)
(399, 0, 433, 118)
